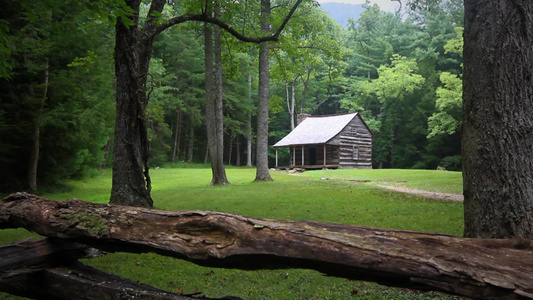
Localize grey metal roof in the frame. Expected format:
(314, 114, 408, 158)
(273, 113, 358, 147)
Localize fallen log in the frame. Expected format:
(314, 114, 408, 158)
(0, 239, 243, 300)
(1, 192, 533, 299)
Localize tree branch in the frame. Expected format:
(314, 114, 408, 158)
(154, 0, 303, 43)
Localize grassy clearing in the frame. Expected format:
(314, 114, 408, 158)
(0, 167, 464, 300)
(299, 169, 463, 194)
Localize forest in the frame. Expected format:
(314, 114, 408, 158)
(1, 1, 533, 298)
(0, 0, 464, 193)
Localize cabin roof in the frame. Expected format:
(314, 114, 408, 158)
(273, 112, 359, 147)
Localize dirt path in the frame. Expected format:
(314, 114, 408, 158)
(287, 171, 464, 202)
(376, 184, 463, 202)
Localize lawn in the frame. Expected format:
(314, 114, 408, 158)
(0, 167, 464, 299)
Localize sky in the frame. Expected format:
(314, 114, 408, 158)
(316, 0, 401, 13)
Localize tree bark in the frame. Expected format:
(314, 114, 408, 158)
(246, 71, 253, 167)
(227, 134, 233, 166)
(0, 239, 240, 300)
(204, 11, 229, 186)
(187, 116, 195, 162)
(172, 109, 182, 164)
(300, 68, 311, 113)
(100, 139, 112, 169)
(205, 20, 216, 170)
(213, 4, 229, 184)
(235, 134, 241, 166)
(110, 0, 159, 208)
(254, 0, 273, 182)
(462, 0, 533, 238)
(2, 193, 533, 300)
(285, 82, 295, 130)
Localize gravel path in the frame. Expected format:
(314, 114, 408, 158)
(376, 184, 463, 202)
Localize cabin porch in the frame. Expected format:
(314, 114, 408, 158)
(274, 144, 340, 169)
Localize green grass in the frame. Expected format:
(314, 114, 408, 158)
(299, 169, 463, 194)
(0, 167, 464, 300)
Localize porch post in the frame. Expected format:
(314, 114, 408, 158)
(275, 148, 278, 168)
(292, 147, 295, 168)
(323, 144, 327, 167)
(301, 145, 304, 166)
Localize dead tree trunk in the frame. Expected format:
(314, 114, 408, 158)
(0, 239, 241, 300)
(1, 193, 533, 300)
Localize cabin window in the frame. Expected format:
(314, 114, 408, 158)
(353, 146, 359, 160)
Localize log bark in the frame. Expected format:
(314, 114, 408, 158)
(2, 193, 533, 299)
(0, 239, 239, 300)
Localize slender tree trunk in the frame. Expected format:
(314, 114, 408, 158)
(27, 60, 49, 192)
(187, 116, 194, 162)
(462, 0, 533, 238)
(286, 82, 295, 130)
(235, 134, 241, 166)
(300, 68, 311, 113)
(205, 15, 229, 185)
(254, 0, 273, 182)
(246, 72, 253, 167)
(203, 4, 229, 185)
(213, 5, 228, 184)
(227, 134, 233, 166)
(100, 140, 112, 169)
(176, 109, 182, 161)
(291, 79, 296, 129)
(171, 109, 182, 164)
(205, 21, 216, 169)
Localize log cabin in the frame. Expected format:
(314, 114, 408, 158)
(273, 112, 373, 169)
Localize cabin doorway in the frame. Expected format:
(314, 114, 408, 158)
(310, 147, 317, 165)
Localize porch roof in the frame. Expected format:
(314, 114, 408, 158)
(273, 112, 358, 147)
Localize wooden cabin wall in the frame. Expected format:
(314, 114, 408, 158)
(331, 116, 373, 169)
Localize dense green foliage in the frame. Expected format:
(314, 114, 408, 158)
(0, 1, 115, 191)
(0, 167, 463, 299)
(0, 0, 463, 192)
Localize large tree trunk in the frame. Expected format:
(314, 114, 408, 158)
(254, 0, 273, 182)
(110, 0, 161, 208)
(2, 193, 533, 300)
(462, 1, 533, 238)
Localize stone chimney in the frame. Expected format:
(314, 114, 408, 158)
(297, 113, 311, 125)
